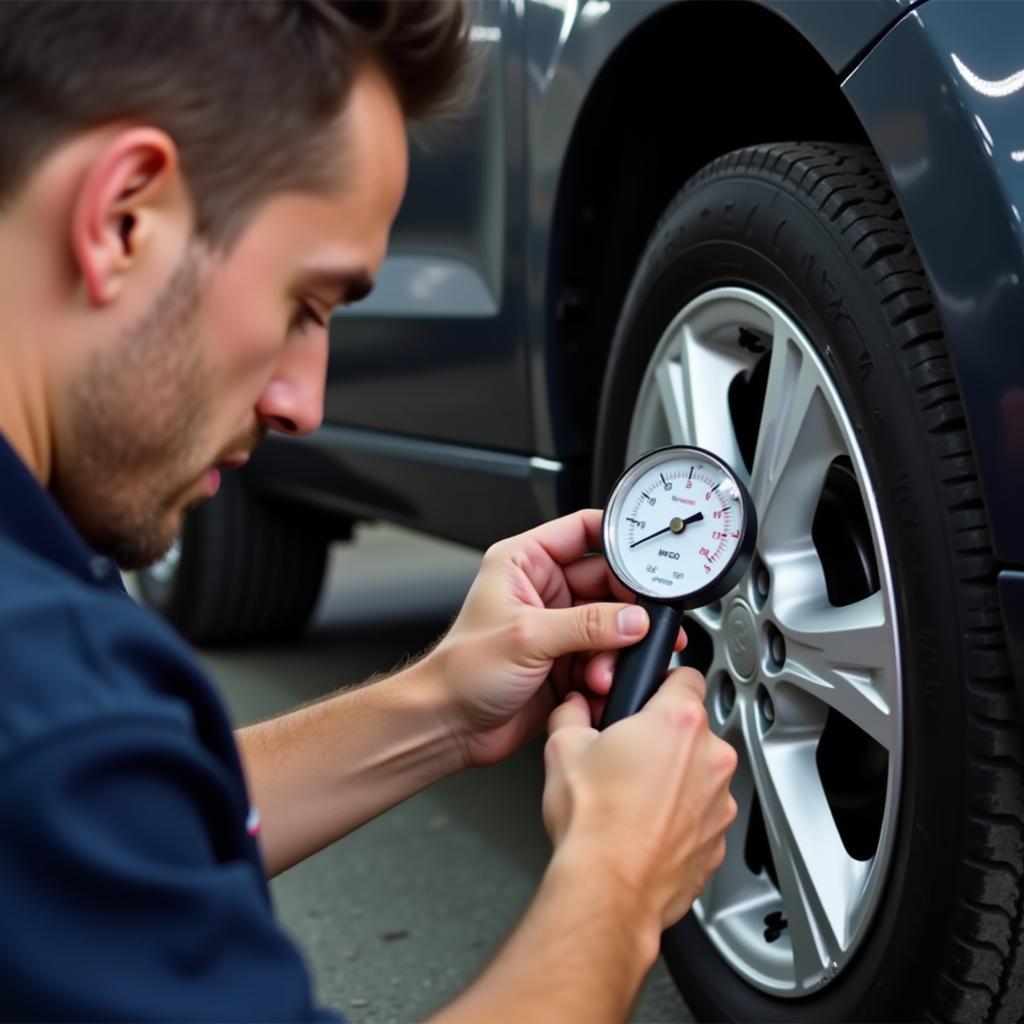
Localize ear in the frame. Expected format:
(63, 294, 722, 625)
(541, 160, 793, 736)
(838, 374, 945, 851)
(70, 127, 186, 306)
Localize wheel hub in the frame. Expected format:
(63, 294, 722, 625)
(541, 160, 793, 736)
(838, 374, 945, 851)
(724, 600, 758, 682)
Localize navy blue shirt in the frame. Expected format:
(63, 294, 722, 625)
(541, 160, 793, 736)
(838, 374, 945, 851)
(0, 434, 339, 1021)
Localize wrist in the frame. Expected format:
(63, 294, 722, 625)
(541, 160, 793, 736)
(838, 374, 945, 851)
(384, 654, 468, 779)
(545, 836, 663, 974)
(412, 639, 479, 772)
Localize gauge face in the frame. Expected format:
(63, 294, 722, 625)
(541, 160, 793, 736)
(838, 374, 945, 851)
(603, 446, 756, 606)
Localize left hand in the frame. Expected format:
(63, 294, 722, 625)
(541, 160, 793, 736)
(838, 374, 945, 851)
(426, 509, 686, 770)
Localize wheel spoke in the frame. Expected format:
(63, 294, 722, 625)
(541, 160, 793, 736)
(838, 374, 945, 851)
(654, 358, 688, 445)
(748, 328, 844, 551)
(773, 590, 897, 751)
(698, 748, 764, 918)
(742, 701, 868, 984)
(675, 324, 750, 485)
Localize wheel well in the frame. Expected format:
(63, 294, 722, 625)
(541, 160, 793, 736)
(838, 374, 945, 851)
(549, 1, 869, 481)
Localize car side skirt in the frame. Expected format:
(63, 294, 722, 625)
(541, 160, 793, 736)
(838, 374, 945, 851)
(244, 428, 582, 549)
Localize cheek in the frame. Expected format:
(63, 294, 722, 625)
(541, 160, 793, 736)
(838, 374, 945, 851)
(202, 244, 294, 392)
(204, 298, 287, 401)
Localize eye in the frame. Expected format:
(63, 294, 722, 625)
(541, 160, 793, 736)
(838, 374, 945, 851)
(290, 300, 327, 335)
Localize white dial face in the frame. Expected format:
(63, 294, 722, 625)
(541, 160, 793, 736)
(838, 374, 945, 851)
(605, 449, 747, 601)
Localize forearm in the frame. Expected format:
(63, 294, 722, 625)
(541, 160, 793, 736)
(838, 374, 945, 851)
(235, 658, 463, 876)
(432, 842, 661, 1024)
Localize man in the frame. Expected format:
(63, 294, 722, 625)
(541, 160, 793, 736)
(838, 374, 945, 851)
(0, 2, 737, 1020)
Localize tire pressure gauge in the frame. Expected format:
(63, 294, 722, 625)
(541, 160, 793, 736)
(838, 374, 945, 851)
(599, 445, 757, 727)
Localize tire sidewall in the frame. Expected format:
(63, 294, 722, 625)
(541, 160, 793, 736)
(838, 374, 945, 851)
(595, 172, 965, 1021)
(136, 487, 225, 620)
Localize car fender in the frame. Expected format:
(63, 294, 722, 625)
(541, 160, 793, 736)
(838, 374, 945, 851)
(526, 0, 917, 456)
(843, 1, 1024, 567)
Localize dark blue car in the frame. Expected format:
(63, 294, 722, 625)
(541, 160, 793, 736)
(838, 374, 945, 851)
(140, 2, 1024, 1020)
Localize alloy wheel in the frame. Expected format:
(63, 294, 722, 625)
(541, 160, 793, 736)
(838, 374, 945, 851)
(627, 286, 902, 996)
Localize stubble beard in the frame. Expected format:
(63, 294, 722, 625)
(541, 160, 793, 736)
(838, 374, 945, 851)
(52, 252, 214, 571)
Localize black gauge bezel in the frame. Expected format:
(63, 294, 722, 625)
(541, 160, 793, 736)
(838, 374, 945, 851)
(601, 445, 758, 610)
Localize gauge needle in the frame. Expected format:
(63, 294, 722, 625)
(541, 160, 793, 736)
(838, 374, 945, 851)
(629, 512, 704, 548)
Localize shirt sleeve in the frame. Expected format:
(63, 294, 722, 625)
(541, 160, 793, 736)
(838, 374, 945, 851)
(0, 713, 342, 1023)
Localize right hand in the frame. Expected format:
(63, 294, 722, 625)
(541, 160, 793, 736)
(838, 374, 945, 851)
(542, 667, 738, 930)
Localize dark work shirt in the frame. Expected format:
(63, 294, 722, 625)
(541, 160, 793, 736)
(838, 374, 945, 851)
(0, 434, 339, 1021)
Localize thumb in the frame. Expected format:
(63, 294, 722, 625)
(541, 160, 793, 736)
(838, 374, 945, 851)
(547, 689, 595, 737)
(529, 602, 649, 661)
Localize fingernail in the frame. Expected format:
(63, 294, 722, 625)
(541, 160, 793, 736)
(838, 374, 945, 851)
(618, 606, 647, 636)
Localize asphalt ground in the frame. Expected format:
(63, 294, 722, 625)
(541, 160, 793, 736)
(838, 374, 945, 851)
(200, 523, 696, 1023)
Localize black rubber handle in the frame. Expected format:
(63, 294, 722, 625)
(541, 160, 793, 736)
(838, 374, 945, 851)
(599, 598, 683, 728)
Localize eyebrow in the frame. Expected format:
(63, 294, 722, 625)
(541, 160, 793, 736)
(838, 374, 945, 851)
(303, 268, 375, 307)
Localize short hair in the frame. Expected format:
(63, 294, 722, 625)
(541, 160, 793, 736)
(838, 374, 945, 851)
(0, 0, 473, 245)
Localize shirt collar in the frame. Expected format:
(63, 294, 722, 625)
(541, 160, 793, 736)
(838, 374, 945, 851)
(0, 432, 125, 591)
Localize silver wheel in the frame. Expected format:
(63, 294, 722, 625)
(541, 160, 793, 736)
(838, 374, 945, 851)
(627, 286, 902, 996)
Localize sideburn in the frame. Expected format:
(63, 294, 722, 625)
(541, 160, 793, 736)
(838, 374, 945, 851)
(52, 250, 213, 567)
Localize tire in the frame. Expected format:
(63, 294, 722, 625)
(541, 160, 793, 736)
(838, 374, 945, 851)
(593, 144, 1024, 1022)
(136, 470, 329, 645)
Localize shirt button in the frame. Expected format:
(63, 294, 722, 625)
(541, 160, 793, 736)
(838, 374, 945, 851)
(89, 556, 111, 581)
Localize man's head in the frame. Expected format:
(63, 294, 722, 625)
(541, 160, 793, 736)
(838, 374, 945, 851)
(0, 1, 472, 568)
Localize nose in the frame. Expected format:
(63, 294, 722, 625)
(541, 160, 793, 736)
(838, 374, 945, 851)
(255, 332, 328, 437)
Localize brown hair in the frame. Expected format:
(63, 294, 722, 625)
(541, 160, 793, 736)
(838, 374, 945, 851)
(0, 0, 473, 245)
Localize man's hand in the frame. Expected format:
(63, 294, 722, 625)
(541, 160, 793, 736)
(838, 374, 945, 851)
(432, 667, 738, 1024)
(426, 509, 684, 770)
(543, 670, 738, 930)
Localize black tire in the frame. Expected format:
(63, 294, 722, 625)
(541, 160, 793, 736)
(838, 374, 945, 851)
(136, 471, 329, 645)
(594, 144, 1024, 1022)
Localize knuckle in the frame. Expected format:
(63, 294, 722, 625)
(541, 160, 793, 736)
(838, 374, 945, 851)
(665, 698, 707, 733)
(507, 610, 534, 649)
(724, 795, 739, 827)
(713, 738, 739, 775)
(544, 731, 566, 760)
(482, 540, 505, 565)
(710, 837, 727, 871)
(578, 602, 604, 645)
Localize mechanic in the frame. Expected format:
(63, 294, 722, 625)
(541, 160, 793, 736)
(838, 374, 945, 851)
(0, 2, 737, 1021)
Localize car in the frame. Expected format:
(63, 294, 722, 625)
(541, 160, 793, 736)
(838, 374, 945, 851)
(137, 1, 1024, 1021)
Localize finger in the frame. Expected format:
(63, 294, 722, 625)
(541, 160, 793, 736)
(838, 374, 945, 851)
(562, 554, 636, 602)
(513, 509, 604, 567)
(583, 650, 616, 695)
(527, 601, 649, 661)
(674, 626, 688, 652)
(645, 665, 708, 709)
(547, 689, 595, 736)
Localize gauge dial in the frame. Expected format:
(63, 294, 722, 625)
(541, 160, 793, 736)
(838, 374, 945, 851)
(603, 446, 756, 607)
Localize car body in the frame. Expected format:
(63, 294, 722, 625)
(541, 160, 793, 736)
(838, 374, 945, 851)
(248, 0, 1024, 690)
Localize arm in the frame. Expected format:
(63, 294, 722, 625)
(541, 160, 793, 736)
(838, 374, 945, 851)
(239, 509, 736, 1021)
(434, 843, 661, 1024)
(0, 715, 336, 1022)
(239, 510, 670, 877)
(235, 659, 462, 877)
(435, 680, 737, 1024)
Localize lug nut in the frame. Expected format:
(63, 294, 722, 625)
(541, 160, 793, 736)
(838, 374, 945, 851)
(759, 688, 775, 726)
